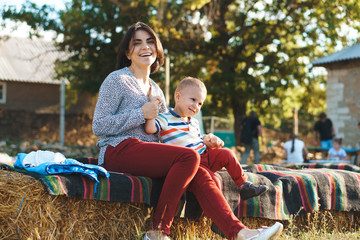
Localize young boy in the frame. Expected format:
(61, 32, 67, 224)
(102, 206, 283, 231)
(327, 138, 347, 161)
(145, 77, 268, 200)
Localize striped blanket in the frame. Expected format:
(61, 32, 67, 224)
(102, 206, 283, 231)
(0, 157, 164, 207)
(2, 156, 360, 221)
(213, 163, 360, 220)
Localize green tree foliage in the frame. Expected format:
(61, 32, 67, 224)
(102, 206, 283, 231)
(2, 0, 157, 93)
(152, 0, 360, 143)
(2, 0, 359, 144)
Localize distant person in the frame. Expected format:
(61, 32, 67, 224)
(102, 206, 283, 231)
(145, 77, 269, 201)
(327, 138, 347, 160)
(283, 134, 309, 164)
(240, 111, 264, 164)
(312, 112, 335, 149)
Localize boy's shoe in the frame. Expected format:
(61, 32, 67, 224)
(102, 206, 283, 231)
(239, 181, 269, 200)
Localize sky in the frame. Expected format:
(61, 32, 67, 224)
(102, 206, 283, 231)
(0, 0, 68, 41)
(0, 0, 67, 10)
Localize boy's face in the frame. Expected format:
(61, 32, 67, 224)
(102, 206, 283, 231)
(332, 141, 340, 150)
(174, 85, 206, 118)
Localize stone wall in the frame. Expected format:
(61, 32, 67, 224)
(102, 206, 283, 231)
(325, 60, 360, 148)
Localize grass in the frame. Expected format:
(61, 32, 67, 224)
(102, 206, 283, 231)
(278, 211, 360, 240)
(168, 218, 360, 240)
(163, 209, 360, 240)
(281, 232, 360, 240)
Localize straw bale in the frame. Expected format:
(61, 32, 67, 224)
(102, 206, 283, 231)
(1, 169, 359, 240)
(0, 169, 154, 240)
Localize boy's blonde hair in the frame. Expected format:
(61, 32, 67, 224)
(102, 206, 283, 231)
(175, 77, 207, 95)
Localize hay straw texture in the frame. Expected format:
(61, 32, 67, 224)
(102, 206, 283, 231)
(0, 169, 154, 240)
(1, 168, 359, 240)
(0, 169, 223, 240)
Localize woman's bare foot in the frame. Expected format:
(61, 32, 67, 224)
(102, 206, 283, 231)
(144, 230, 171, 240)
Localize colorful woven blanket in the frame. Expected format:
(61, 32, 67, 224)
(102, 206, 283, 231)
(0, 157, 164, 207)
(2, 155, 360, 221)
(213, 163, 360, 220)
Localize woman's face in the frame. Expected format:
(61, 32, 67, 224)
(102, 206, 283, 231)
(126, 30, 157, 69)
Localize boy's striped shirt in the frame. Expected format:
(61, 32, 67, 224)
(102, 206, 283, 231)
(155, 108, 207, 154)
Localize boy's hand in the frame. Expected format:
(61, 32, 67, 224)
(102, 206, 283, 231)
(204, 133, 224, 149)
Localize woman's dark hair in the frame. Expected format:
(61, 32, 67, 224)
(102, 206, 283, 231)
(332, 137, 343, 145)
(116, 22, 164, 74)
(290, 133, 298, 153)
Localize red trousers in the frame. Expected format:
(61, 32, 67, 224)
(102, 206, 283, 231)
(201, 148, 247, 188)
(104, 138, 245, 238)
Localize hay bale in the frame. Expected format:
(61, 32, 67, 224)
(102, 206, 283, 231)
(0, 169, 153, 239)
(0, 169, 224, 240)
(1, 169, 359, 240)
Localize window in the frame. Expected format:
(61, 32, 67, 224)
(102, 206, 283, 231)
(0, 82, 6, 104)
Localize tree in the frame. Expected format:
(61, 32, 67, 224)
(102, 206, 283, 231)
(152, 0, 360, 144)
(2, 0, 359, 146)
(1, 0, 211, 105)
(1, 0, 161, 94)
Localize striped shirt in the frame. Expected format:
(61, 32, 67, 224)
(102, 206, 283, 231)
(155, 108, 207, 154)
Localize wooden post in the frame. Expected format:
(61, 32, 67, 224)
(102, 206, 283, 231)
(165, 50, 170, 106)
(59, 79, 65, 146)
(294, 108, 298, 135)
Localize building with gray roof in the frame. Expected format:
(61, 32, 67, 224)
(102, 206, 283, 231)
(312, 42, 360, 150)
(0, 37, 96, 145)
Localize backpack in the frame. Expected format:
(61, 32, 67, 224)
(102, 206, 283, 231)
(240, 118, 252, 144)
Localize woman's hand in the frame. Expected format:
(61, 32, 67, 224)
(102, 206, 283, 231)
(151, 96, 162, 105)
(204, 133, 224, 149)
(142, 97, 162, 120)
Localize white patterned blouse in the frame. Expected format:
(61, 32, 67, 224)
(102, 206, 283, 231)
(92, 67, 167, 165)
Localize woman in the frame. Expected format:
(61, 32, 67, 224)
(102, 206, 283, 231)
(92, 22, 283, 240)
(283, 134, 309, 163)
